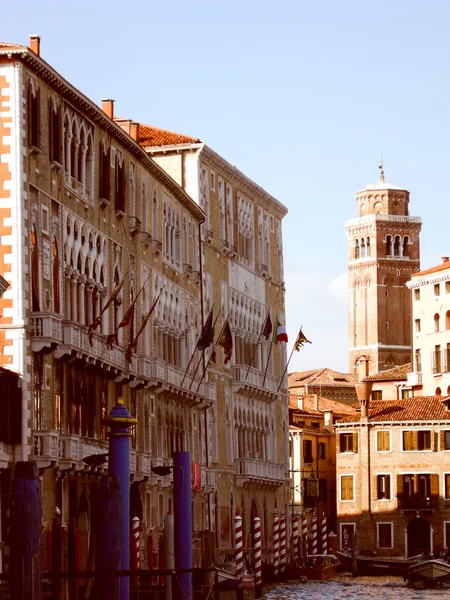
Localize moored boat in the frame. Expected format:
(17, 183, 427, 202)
(336, 550, 423, 576)
(406, 559, 450, 589)
(287, 554, 339, 581)
(214, 560, 254, 590)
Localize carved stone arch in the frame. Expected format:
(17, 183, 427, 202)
(363, 275, 372, 287)
(385, 354, 397, 367)
(373, 201, 383, 213)
(69, 248, 75, 269)
(382, 275, 395, 287)
(352, 277, 362, 290)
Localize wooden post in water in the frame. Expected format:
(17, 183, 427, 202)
(51, 516, 63, 600)
(96, 474, 123, 599)
(351, 531, 358, 576)
(10, 461, 42, 600)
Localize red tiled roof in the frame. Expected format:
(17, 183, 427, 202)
(137, 124, 201, 147)
(289, 394, 358, 417)
(411, 261, 450, 278)
(289, 368, 357, 388)
(364, 363, 411, 381)
(0, 42, 25, 50)
(336, 396, 450, 424)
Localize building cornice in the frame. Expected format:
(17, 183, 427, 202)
(407, 272, 450, 289)
(345, 214, 422, 228)
(0, 49, 206, 222)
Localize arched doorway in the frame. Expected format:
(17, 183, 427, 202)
(407, 517, 430, 557)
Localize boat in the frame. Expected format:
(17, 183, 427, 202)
(336, 549, 423, 576)
(406, 558, 450, 589)
(287, 554, 339, 581)
(214, 560, 255, 590)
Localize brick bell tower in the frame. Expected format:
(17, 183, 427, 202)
(345, 165, 422, 376)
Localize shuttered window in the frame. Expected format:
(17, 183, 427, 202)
(403, 431, 414, 451)
(377, 474, 391, 500)
(445, 475, 450, 500)
(441, 430, 450, 450)
(377, 431, 390, 452)
(341, 475, 354, 501)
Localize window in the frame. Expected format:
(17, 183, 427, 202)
(445, 474, 450, 500)
(403, 430, 432, 451)
(114, 151, 126, 213)
(377, 431, 390, 452)
(415, 349, 422, 372)
(441, 430, 450, 450)
(340, 523, 355, 551)
(318, 442, 326, 460)
(49, 99, 61, 163)
(434, 314, 440, 332)
(401, 388, 412, 399)
(377, 474, 391, 499)
(372, 390, 383, 400)
(339, 432, 358, 453)
(433, 345, 442, 374)
(447, 312, 450, 330)
(414, 288, 420, 301)
(28, 81, 40, 148)
(303, 439, 313, 464)
(377, 523, 393, 549)
(415, 319, 421, 332)
(99, 143, 110, 202)
(340, 475, 354, 501)
(210, 171, 215, 191)
(446, 282, 450, 294)
(435, 284, 441, 296)
(445, 522, 450, 550)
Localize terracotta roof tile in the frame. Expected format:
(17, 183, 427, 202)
(336, 396, 450, 424)
(137, 124, 201, 147)
(364, 363, 411, 381)
(289, 368, 357, 388)
(411, 261, 450, 278)
(0, 42, 25, 50)
(289, 394, 358, 416)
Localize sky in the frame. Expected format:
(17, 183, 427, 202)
(3, 0, 450, 373)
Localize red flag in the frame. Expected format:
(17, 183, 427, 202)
(217, 320, 233, 364)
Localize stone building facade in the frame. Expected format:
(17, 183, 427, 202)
(119, 120, 290, 564)
(288, 368, 357, 405)
(345, 168, 422, 376)
(0, 36, 289, 571)
(335, 395, 450, 557)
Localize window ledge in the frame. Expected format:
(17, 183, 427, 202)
(99, 197, 110, 209)
(50, 160, 63, 170)
(28, 145, 41, 155)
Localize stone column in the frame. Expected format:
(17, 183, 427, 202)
(70, 273, 78, 321)
(78, 275, 86, 325)
(64, 266, 72, 320)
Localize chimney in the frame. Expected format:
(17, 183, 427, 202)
(442, 257, 449, 264)
(357, 357, 370, 380)
(29, 35, 41, 56)
(355, 380, 374, 418)
(101, 99, 114, 120)
(313, 393, 319, 411)
(129, 122, 138, 141)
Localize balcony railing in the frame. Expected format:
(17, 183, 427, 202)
(397, 494, 439, 510)
(31, 312, 63, 352)
(407, 371, 423, 386)
(232, 365, 279, 396)
(235, 458, 284, 481)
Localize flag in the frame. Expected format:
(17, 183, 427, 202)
(211, 336, 217, 364)
(262, 312, 273, 340)
(295, 328, 311, 350)
(197, 308, 214, 351)
(128, 287, 164, 353)
(217, 320, 233, 363)
(106, 299, 136, 348)
(274, 320, 288, 344)
(88, 273, 127, 344)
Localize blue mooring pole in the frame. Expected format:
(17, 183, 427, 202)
(103, 397, 137, 600)
(173, 451, 193, 600)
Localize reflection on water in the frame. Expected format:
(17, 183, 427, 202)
(262, 574, 450, 599)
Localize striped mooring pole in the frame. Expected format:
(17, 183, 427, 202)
(279, 512, 287, 574)
(321, 515, 328, 554)
(301, 514, 308, 565)
(234, 512, 244, 600)
(273, 509, 280, 576)
(311, 515, 318, 555)
(131, 515, 140, 584)
(292, 515, 299, 567)
(253, 515, 262, 598)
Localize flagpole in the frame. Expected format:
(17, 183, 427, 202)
(277, 327, 301, 393)
(245, 309, 270, 380)
(195, 312, 230, 393)
(181, 304, 214, 388)
(262, 314, 278, 388)
(125, 285, 165, 362)
(189, 309, 222, 390)
(106, 274, 150, 347)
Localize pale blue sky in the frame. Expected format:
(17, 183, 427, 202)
(4, 0, 450, 372)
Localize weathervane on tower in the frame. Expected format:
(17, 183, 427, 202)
(378, 154, 385, 183)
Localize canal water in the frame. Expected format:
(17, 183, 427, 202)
(261, 574, 450, 599)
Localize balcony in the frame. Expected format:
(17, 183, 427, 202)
(151, 239, 162, 255)
(397, 494, 439, 511)
(34, 430, 108, 471)
(31, 312, 63, 352)
(54, 321, 126, 375)
(407, 371, 423, 386)
(259, 263, 271, 280)
(229, 244, 238, 258)
(235, 458, 285, 488)
(220, 239, 230, 254)
(129, 216, 141, 235)
(232, 365, 279, 401)
(183, 263, 193, 276)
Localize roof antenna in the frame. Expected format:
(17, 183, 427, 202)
(378, 154, 385, 183)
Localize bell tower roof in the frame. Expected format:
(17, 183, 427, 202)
(357, 164, 406, 193)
